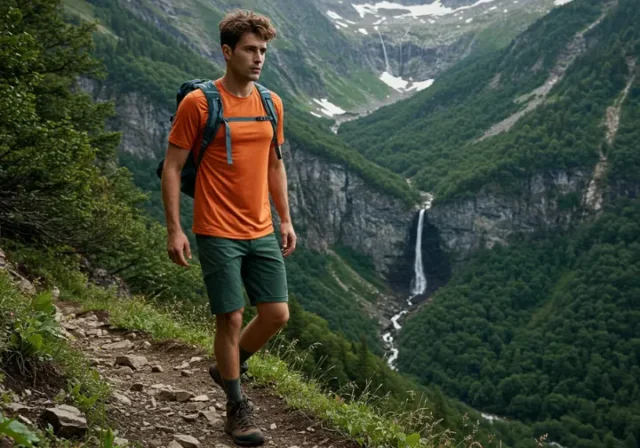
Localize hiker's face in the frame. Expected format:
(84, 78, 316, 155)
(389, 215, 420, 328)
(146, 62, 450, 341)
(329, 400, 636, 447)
(224, 33, 267, 82)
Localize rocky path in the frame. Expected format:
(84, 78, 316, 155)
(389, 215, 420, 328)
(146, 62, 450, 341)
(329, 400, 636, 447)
(2, 301, 358, 448)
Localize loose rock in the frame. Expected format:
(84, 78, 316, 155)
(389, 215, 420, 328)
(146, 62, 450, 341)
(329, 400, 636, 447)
(174, 434, 201, 448)
(175, 390, 194, 402)
(185, 402, 207, 412)
(115, 355, 148, 370)
(103, 340, 134, 351)
(156, 389, 177, 401)
(113, 392, 132, 406)
(39, 406, 88, 439)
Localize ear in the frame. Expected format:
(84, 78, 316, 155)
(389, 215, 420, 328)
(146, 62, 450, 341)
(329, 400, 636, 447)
(221, 44, 233, 61)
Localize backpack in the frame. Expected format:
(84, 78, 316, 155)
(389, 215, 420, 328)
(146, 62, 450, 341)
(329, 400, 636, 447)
(156, 79, 282, 198)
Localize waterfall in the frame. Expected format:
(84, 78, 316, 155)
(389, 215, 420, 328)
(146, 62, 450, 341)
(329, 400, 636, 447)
(383, 206, 429, 370)
(409, 209, 427, 303)
(376, 28, 391, 73)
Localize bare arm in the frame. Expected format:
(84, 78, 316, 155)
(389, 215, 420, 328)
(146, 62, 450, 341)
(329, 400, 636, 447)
(161, 143, 192, 267)
(268, 148, 296, 257)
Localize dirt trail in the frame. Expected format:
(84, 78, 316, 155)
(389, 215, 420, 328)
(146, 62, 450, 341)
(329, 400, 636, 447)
(2, 301, 358, 448)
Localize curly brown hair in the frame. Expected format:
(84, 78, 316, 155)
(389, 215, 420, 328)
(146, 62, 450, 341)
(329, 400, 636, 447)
(219, 10, 277, 50)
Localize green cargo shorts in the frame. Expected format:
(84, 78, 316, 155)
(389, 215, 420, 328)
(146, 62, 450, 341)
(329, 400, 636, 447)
(196, 232, 288, 315)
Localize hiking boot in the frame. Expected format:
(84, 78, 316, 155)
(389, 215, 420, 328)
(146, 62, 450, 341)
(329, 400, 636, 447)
(209, 364, 255, 412)
(225, 398, 264, 446)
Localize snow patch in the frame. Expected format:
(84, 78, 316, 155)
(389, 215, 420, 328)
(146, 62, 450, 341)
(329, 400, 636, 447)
(554, 0, 574, 4)
(380, 71, 409, 91)
(310, 111, 322, 118)
(312, 98, 346, 117)
(380, 71, 435, 93)
(409, 79, 435, 91)
(327, 10, 344, 20)
(336, 21, 349, 28)
(466, 17, 473, 23)
(353, 0, 497, 19)
(358, 28, 369, 35)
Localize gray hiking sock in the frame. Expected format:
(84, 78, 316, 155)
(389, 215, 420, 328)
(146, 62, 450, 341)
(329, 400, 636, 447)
(223, 377, 243, 403)
(239, 347, 255, 370)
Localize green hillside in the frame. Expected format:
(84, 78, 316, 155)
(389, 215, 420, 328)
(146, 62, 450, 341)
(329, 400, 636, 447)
(340, 0, 635, 203)
(398, 199, 640, 447)
(335, 0, 640, 446)
(0, 4, 553, 446)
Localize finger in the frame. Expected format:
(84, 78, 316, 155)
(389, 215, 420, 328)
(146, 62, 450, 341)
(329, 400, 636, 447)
(185, 241, 192, 260)
(170, 247, 187, 267)
(177, 249, 188, 267)
(283, 240, 294, 257)
(281, 231, 288, 249)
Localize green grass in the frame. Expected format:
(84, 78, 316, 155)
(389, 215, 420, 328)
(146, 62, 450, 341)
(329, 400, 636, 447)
(78, 290, 452, 447)
(0, 246, 473, 448)
(327, 247, 390, 304)
(0, 272, 120, 447)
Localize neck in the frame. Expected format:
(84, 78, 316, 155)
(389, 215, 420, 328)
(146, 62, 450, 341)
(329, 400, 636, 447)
(220, 72, 253, 97)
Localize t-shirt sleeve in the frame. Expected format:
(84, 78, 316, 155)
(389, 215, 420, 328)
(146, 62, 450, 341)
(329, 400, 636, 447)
(273, 94, 285, 146)
(167, 91, 202, 151)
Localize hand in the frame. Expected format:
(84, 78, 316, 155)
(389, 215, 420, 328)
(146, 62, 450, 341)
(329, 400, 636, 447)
(280, 222, 297, 257)
(167, 230, 192, 267)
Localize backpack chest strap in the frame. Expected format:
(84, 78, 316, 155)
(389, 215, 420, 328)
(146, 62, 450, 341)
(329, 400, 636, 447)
(222, 116, 274, 164)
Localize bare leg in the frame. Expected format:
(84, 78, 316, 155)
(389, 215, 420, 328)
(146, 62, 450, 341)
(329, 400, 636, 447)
(239, 302, 289, 353)
(215, 308, 244, 380)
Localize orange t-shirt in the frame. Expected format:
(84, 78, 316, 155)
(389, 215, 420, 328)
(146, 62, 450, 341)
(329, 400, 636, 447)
(168, 80, 284, 239)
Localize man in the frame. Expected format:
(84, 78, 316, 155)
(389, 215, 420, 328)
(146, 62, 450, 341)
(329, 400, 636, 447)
(161, 9, 296, 447)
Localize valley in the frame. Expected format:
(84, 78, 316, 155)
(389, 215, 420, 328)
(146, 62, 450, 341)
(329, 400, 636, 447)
(50, 0, 640, 446)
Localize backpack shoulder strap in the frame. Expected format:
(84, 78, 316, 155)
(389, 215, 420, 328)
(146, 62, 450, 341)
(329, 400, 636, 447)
(196, 80, 223, 168)
(255, 83, 282, 160)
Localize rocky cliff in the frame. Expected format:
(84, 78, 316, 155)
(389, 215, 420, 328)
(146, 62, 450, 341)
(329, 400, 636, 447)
(283, 140, 416, 286)
(428, 169, 591, 267)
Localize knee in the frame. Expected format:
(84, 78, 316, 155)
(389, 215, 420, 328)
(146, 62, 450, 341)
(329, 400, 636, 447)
(266, 306, 289, 329)
(216, 309, 244, 334)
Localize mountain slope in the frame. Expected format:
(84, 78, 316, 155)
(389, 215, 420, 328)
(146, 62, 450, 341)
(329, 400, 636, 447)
(333, 0, 640, 445)
(340, 0, 623, 202)
(398, 200, 640, 447)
